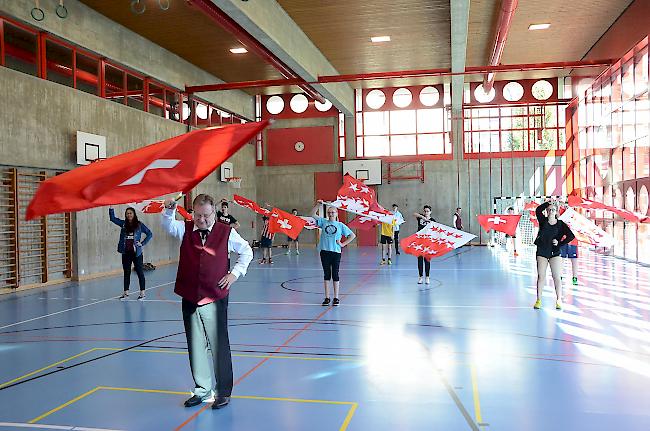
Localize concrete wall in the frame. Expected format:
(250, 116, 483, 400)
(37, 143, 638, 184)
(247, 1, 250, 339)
(0, 66, 257, 280)
(0, 0, 254, 119)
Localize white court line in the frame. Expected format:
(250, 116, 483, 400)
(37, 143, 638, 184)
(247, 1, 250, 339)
(0, 282, 174, 330)
(0, 422, 123, 431)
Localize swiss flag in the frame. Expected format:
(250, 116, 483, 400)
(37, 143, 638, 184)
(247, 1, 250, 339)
(26, 121, 269, 220)
(477, 214, 521, 236)
(268, 207, 306, 240)
(348, 215, 381, 231)
(233, 194, 271, 216)
(400, 221, 475, 259)
(568, 194, 649, 223)
(130, 199, 192, 221)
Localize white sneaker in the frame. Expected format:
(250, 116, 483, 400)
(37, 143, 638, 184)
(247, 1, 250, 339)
(425, 277, 430, 284)
(418, 277, 423, 284)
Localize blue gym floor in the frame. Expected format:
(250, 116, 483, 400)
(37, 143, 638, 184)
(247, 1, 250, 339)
(0, 246, 649, 431)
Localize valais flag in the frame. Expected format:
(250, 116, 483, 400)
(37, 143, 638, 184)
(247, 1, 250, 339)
(233, 194, 271, 216)
(328, 174, 394, 223)
(477, 214, 521, 236)
(348, 215, 381, 231)
(25, 121, 269, 220)
(400, 221, 476, 259)
(559, 207, 614, 247)
(568, 195, 649, 223)
(299, 216, 318, 230)
(268, 208, 306, 240)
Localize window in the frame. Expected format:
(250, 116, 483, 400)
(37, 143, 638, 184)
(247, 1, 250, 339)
(355, 87, 450, 158)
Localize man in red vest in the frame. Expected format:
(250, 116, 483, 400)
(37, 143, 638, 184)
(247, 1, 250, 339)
(162, 194, 253, 410)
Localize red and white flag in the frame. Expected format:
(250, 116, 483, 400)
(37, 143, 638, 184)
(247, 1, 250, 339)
(477, 214, 521, 236)
(568, 195, 649, 224)
(327, 174, 394, 223)
(233, 194, 271, 216)
(299, 216, 319, 230)
(523, 201, 539, 211)
(130, 199, 192, 221)
(268, 208, 306, 240)
(400, 222, 476, 259)
(348, 215, 381, 231)
(559, 207, 614, 247)
(26, 121, 269, 220)
(528, 210, 539, 227)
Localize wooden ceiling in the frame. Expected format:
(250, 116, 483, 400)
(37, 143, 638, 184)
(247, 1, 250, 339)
(277, 0, 451, 75)
(467, 0, 634, 68)
(78, 0, 284, 85)
(79, 0, 633, 93)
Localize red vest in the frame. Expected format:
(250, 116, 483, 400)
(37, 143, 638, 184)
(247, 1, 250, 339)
(174, 221, 231, 305)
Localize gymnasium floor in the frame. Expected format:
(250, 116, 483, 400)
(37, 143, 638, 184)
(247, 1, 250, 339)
(0, 246, 649, 431)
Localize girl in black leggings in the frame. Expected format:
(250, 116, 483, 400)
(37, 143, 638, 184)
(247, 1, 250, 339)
(312, 201, 356, 306)
(533, 201, 574, 310)
(414, 205, 436, 284)
(109, 206, 153, 299)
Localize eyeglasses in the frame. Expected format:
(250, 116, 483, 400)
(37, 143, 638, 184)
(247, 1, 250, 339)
(194, 211, 215, 220)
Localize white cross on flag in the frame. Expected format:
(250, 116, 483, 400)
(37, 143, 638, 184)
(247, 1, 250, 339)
(400, 222, 476, 259)
(268, 207, 306, 240)
(477, 214, 521, 236)
(559, 207, 614, 247)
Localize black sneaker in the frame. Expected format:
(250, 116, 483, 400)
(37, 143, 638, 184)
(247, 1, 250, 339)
(211, 396, 231, 409)
(332, 298, 340, 306)
(321, 297, 331, 306)
(184, 395, 203, 408)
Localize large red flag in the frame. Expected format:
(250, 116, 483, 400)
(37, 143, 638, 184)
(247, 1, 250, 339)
(26, 121, 269, 220)
(233, 194, 271, 216)
(328, 174, 394, 223)
(477, 214, 521, 236)
(130, 199, 192, 221)
(568, 195, 649, 223)
(268, 208, 306, 240)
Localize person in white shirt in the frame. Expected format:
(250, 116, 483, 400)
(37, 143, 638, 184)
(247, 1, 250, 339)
(161, 194, 253, 410)
(391, 204, 405, 255)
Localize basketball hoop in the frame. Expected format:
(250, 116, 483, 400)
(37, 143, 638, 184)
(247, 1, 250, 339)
(226, 177, 242, 188)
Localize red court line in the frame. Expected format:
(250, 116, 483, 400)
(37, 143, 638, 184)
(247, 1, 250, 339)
(174, 270, 377, 430)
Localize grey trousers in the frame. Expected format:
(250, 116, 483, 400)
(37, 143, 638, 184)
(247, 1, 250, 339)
(182, 297, 233, 399)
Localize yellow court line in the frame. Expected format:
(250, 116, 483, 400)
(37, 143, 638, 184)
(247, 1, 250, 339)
(0, 348, 99, 389)
(29, 386, 101, 423)
(30, 386, 358, 431)
(470, 363, 484, 427)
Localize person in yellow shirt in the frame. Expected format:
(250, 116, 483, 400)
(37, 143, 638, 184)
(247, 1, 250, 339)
(380, 220, 394, 265)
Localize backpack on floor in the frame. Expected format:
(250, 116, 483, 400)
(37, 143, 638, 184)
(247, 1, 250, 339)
(143, 262, 156, 271)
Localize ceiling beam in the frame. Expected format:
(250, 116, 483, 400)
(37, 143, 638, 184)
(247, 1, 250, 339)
(205, 0, 355, 115)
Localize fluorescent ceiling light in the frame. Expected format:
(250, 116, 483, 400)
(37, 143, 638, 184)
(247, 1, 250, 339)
(371, 36, 391, 43)
(229, 47, 248, 54)
(528, 23, 551, 30)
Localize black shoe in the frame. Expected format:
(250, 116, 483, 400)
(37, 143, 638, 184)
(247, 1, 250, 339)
(184, 395, 203, 408)
(321, 297, 331, 306)
(396, 251, 400, 255)
(332, 298, 340, 306)
(212, 396, 230, 409)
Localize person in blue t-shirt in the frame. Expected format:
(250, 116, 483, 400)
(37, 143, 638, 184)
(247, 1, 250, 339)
(312, 200, 356, 306)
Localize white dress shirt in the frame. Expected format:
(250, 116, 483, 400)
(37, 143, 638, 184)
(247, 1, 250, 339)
(161, 208, 253, 279)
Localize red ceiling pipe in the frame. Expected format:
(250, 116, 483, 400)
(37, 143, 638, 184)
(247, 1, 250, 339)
(185, 0, 326, 103)
(186, 59, 614, 93)
(483, 0, 519, 93)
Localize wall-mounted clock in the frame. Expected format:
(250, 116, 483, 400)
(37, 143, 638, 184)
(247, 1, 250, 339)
(294, 141, 305, 152)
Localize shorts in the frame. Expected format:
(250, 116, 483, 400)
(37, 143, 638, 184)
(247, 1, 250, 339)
(260, 236, 273, 248)
(288, 236, 299, 242)
(560, 244, 578, 258)
(380, 235, 393, 244)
